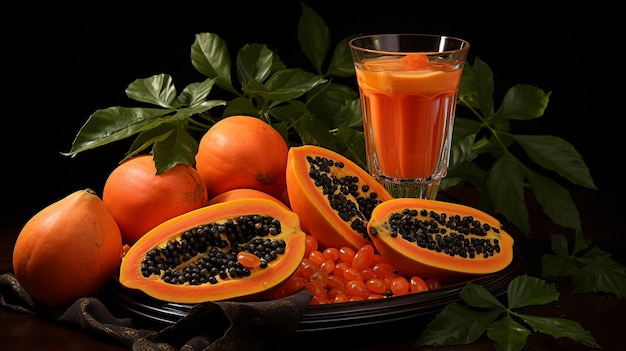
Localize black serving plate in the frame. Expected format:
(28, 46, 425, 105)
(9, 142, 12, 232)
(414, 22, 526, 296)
(102, 245, 523, 339)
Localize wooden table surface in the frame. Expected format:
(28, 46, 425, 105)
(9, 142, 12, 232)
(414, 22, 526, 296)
(1, 187, 624, 351)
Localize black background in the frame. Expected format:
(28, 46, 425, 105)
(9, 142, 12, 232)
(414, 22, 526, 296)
(4, 2, 617, 226)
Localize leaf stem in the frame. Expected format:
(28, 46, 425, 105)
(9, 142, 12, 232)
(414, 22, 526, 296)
(458, 97, 510, 157)
(188, 117, 214, 130)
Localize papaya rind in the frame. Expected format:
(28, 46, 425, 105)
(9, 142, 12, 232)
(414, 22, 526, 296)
(368, 198, 515, 283)
(286, 145, 393, 250)
(119, 198, 306, 303)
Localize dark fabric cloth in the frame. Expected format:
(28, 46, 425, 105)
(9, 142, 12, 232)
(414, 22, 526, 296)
(0, 273, 312, 351)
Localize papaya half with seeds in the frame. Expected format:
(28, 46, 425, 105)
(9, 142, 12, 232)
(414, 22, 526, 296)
(367, 198, 515, 283)
(118, 198, 306, 303)
(286, 145, 394, 250)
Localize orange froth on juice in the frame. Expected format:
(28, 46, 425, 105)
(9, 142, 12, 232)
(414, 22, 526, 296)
(399, 53, 428, 69)
(355, 55, 463, 179)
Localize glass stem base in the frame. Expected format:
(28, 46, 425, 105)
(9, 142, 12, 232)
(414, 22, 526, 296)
(377, 177, 441, 200)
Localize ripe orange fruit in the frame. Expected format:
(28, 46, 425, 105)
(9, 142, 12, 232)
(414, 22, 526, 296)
(195, 115, 289, 199)
(102, 154, 207, 245)
(207, 188, 288, 208)
(12, 189, 122, 307)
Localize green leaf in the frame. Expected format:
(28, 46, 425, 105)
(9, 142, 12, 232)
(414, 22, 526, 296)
(514, 313, 601, 349)
(542, 253, 579, 277)
(492, 84, 551, 122)
(447, 118, 483, 183)
(337, 97, 363, 129)
(177, 78, 219, 107)
(125, 74, 178, 108)
(444, 159, 487, 190)
(270, 100, 308, 124)
(461, 282, 506, 309)
(170, 100, 226, 122)
(336, 125, 366, 168)
(572, 254, 626, 297)
(447, 129, 489, 188)
(541, 233, 583, 277)
(541, 233, 626, 296)
(305, 82, 358, 127)
(236, 43, 274, 86)
(293, 111, 338, 149)
(224, 96, 260, 117)
(579, 245, 611, 260)
(512, 134, 597, 189)
(507, 275, 559, 309)
(525, 169, 582, 232)
(453, 116, 483, 143)
(485, 154, 530, 235)
(326, 35, 357, 77)
(418, 274, 602, 349)
(152, 123, 199, 173)
(298, 2, 330, 74)
(269, 53, 287, 74)
(191, 32, 237, 95)
(470, 57, 495, 117)
(457, 62, 479, 109)
(61, 107, 175, 157)
(542, 233, 591, 278)
(123, 124, 174, 162)
(415, 302, 502, 346)
(549, 233, 571, 256)
(252, 68, 327, 102)
(476, 130, 511, 156)
(486, 314, 531, 351)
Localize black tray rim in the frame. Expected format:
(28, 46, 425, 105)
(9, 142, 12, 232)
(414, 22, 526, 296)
(102, 245, 523, 334)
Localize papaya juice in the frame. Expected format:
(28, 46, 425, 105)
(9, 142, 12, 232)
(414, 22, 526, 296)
(355, 54, 463, 180)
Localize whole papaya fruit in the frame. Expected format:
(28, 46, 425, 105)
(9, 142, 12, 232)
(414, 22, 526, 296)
(195, 115, 289, 199)
(102, 154, 208, 245)
(12, 189, 123, 307)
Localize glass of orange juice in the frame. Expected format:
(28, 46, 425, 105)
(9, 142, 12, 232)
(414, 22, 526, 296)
(349, 34, 470, 199)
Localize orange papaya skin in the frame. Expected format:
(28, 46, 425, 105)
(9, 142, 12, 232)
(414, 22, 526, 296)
(119, 198, 306, 303)
(207, 188, 288, 209)
(368, 198, 515, 283)
(286, 145, 393, 250)
(12, 189, 122, 307)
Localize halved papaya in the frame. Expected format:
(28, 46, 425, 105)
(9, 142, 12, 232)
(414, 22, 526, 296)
(368, 198, 515, 283)
(118, 198, 306, 303)
(286, 145, 393, 250)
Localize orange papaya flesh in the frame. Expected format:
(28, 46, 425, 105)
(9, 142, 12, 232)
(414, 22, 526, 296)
(119, 198, 306, 303)
(368, 198, 515, 283)
(286, 145, 394, 250)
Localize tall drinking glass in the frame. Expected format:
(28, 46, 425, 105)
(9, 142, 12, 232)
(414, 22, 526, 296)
(350, 34, 470, 199)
